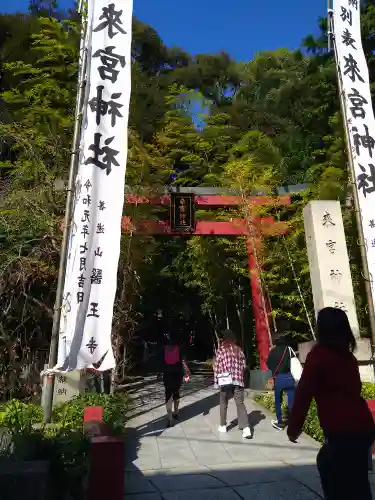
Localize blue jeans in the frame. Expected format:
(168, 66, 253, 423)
(274, 373, 295, 424)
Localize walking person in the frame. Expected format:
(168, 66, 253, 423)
(287, 307, 375, 500)
(267, 335, 297, 430)
(214, 330, 252, 439)
(162, 331, 190, 428)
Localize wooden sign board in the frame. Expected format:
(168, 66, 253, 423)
(170, 193, 195, 233)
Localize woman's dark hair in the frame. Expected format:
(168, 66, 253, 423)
(274, 334, 287, 346)
(220, 329, 240, 351)
(316, 307, 356, 353)
(165, 329, 179, 345)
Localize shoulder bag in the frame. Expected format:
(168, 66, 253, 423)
(265, 347, 287, 391)
(217, 347, 234, 387)
(289, 347, 303, 383)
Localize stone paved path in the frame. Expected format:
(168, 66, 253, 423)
(124, 375, 374, 499)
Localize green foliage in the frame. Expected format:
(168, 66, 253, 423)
(255, 392, 324, 443)
(0, 16, 79, 185)
(301, 401, 325, 443)
(52, 392, 131, 433)
(0, 399, 88, 500)
(256, 382, 375, 445)
(0, 394, 131, 499)
(0, 400, 43, 432)
(1, 428, 89, 500)
(0, 1, 374, 387)
(360, 383, 375, 400)
(0, 394, 131, 434)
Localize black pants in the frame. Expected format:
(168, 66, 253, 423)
(86, 371, 111, 394)
(163, 370, 183, 403)
(317, 431, 374, 499)
(220, 385, 248, 429)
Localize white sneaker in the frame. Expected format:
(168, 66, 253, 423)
(218, 425, 227, 433)
(271, 420, 284, 431)
(242, 427, 252, 439)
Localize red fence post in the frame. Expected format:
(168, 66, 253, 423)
(367, 401, 375, 454)
(84, 406, 103, 423)
(87, 436, 125, 500)
(85, 406, 125, 500)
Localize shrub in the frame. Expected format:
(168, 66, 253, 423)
(255, 392, 324, 443)
(255, 383, 375, 445)
(360, 382, 375, 400)
(0, 393, 131, 435)
(42, 429, 89, 500)
(52, 392, 131, 434)
(0, 428, 89, 500)
(299, 400, 324, 443)
(0, 400, 43, 432)
(0, 392, 131, 499)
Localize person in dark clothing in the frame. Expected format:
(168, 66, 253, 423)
(161, 331, 190, 427)
(287, 307, 375, 500)
(267, 335, 295, 430)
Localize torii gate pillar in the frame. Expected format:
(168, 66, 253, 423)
(247, 239, 271, 370)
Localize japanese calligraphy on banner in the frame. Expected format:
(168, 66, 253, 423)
(332, 0, 375, 305)
(55, 0, 133, 372)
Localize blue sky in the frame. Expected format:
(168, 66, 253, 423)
(1, 0, 327, 61)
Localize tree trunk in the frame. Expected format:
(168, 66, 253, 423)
(209, 310, 220, 352)
(235, 295, 245, 349)
(225, 301, 230, 330)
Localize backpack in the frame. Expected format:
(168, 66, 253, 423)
(164, 345, 180, 365)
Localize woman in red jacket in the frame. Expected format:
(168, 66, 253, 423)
(287, 307, 375, 499)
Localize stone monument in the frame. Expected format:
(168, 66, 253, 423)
(41, 367, 87, 407)
(303, 200, 374, 382)
(53, 371, 87, 405)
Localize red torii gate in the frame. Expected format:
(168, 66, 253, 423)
(121, 188, 292, 370)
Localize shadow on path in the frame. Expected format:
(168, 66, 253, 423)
(127, 374, 214, 420)
(130, 387, 267, 439)
(123, 378, 333, 498)
(124, 460, 327, 499)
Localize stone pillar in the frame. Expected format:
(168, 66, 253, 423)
(303, 200, 374, 381)
(53, 370, 86, 405)
(298, 340, 316, 364)
(41, 367, 86, 407)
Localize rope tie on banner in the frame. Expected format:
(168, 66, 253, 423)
(40, 368, 56, 379)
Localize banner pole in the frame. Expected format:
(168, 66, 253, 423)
(328, 6, 375, 347)
(43, 7, 89, 423)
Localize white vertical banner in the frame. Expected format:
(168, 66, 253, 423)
(56, 0, 133, 371)
(332, 0, 375, 307)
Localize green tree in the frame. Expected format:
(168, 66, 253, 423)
(0, 16, 78, 184)
(0, 1, 374, 392)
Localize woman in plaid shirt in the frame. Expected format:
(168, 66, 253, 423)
(214, 330, 252, 439)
